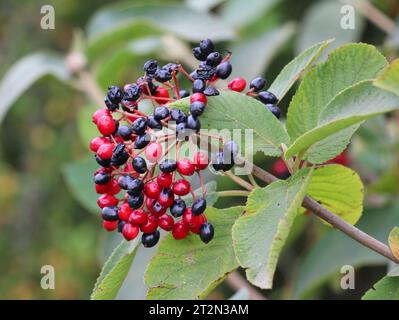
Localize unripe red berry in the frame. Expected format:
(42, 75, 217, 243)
(190, 92, 207, 105)
(128, 209, 148, 226)
(140, 215, 158, 233)
(97, 194, 119, 208)
(172, 179, 191, 196)
(172, 221, 189, 240)
(92, 108, 110, 124)
(145, 142, 163, 163)
(118, 202, 132, 221)
(228, 77, 247, 92)
(102, 220, 118, 232)
(97, 143, 114, 160)
(97, 115, 116, 136)
(95, 180, 113, 194)
(107, 179, 121, 195)
(122, 223, 139, 241)
(154, 86, 170, 104)
(190, 214, 207, 234)
(156, 172, 173, 188)
(144, 182, 161, 199)
(90, 136, 109, 152)
(158, 214, 174, 231)
(177, 158, 195, 176)
(193, 151, 208, 170)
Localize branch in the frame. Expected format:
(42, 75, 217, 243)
(235, 156, 399, 264)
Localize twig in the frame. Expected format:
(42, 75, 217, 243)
(223, 171, 254, 191)
(226, 271, 267, 300)
(218, 190, 250, 197)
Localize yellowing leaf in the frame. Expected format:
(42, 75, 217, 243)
(388, 227, 399, 260)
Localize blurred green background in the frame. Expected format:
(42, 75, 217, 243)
(0, 0, 398, 299)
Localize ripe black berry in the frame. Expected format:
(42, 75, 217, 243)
(179, 89, 190, 98)
(250, 77, 267, 92)
(154, 69, 172, 83)
(216, 61, 232, 79)
(132, 117, 147, 135)
(134, 133, 151, 149)
(190, 101, 205, 117)
(206, 52, 222, 67)
(200, 222, 214, 244)
(132, 156, 147, 173)
(192, 79, 206, 93)
(102, 206, 119, 221)
(265, 104, 281, 119)
(211, 152, 234, 172)
(192, 47, 207, 61)
(104, 96, 119, 111)
(141, 230, 160, 248)
(143, 59, 159, 75)
(154, 106, 170, 121)
(204, 86, 219, 96)
(107, 85, 123, 104)
(117, 125, 132, 140)
(170, 109, 187, 124)
(223, 140, 239, 158)
(94, 172, 111, 185)
(186, 115, 200, 132)
(147, 116, 162, 130)
(159, 159, 177, 173)
(192, 197, 207, 216)
(199, 38, 214, 55)
(197, 63, 216, 80)
(162, 63, 178, 73)
(176, 122, 188, 140)
(111, 143, 129, 166)
(126, 177, 144, 193)
(123, 83, 142, 101)
(258, 91, 278, 104)
(118, 221, 126, 233)
(170, 199, 186, 217)
(95, 154, 111, 167)
(128, 192, 144, 209)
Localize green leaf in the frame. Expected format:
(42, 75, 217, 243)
(286, 43, 388, 162)
(91, 239, 140, 300)
(268, 39, 332, 101)
(285, 81, 399, 160)
(63, 157, 99, 214)
(232, 168, 313, 289)
(296, 0, 364, 55)
(307, 164, 364, 225)
(183, 181, 219, 207)
(220, 0, 280, 28)
(0, 52, 70, 123)
(388, 227, 399, 261)
(362, 276, 399, 300)
(293, 204, 399, 298)
(145, 206, 243, 300)
(374, 58, 399, 97)
(197, 91, 289, 157)
(86, 3, 235, 59)
(229, 23, 295, 81)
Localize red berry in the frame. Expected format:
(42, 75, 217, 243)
(271, 158, 289, 178)
(97, 115, 116, 136)
(158, 214, 174, 231)
(328, 151, 350, 166)
(140, 215, 158, 233)
(113, 135, 124, 144)
(92, 108, 110, 124)
(228, 77, 247, 92)
(193, 152, 208, 170)
(145, 142, 163, 163)
(190, 214, 207, 234)
(190, 93, 207, 105)
(128, 209, 148, 226)
(122, 223, 139, 241)
(172, 179, 191, 196)
(118, 202, 132, 221)
(172, 221, 189, 240)
(146, 198, 167, 216)
(90, 136, 109, 152)
(97, 143, 114, 160)
(177, 158, 195, 176)
(107, 179, 121, 195)
(154, 86, 170, 104)
(97, 194, 119, 208)
(95, 180, 113, 194)
(102, 220, 118, 232)
(144, 182, 161, 199)
(156, 172, 173, 188)
(157, 188, 174, 208)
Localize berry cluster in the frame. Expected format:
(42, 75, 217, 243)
(89, 38, 281, 247)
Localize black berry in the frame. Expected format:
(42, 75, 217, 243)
(134, 133, 151, 149)
(200, 222, 214, 244)
(190, 101, 205, 117)
(212, 152, 234, 172)
(102, 206, 119, 221)
(154, 69, 172, 83)
(131, 117, 147, 135)
(192, 79, 206, 93)
(204, 86, 219, 96)
(206, 52, 222, 67)
(250, 77, 267, 92)
(216, 61, 232, 79)
(95, 154, 111, 167)
(143, 59, 159, 75)
(141, 230, 160, 248)
(117, 125, 132, 140)
(170, 199, 186, 217)
(132, 156, 147, 173)
(111, 143, 129, 166)
(118, 221, 126, 233)
(199, 38, 214, 55)
(186, 115, 201, 132)
(159, 159, 177, 173)
(154, 106, 170, 121)
(94, 172, 111, 185)
(258, 91, 278, 104)
(192, 47, 207, 61)
(126, 177, 144, 193)
(179, 89, 190, 98)
(171, 109, 187, 124)
(123, 83, 142, 101)
(107, 85, 123, 104)
(104, 96, 119, 111)
(192, 197, 207, 216)
(265, 104, 281, 118)
(147, 116, 162, 130)
(128, 192, 144, 209)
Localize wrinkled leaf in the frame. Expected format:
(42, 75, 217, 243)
(232, 168, 312, 289)
(145, 206, 243, 299)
